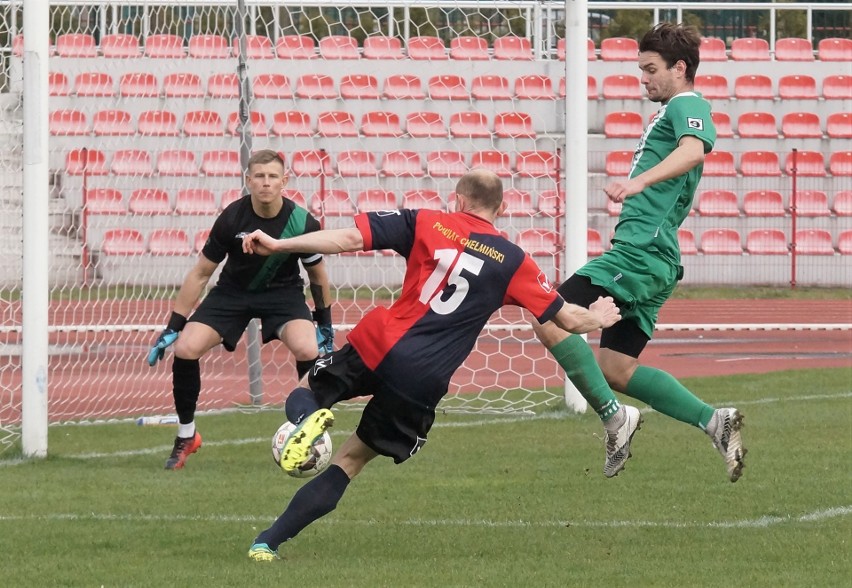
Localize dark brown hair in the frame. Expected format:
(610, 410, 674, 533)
(247, 149, 286, 172)
(639, 22, 701, 82)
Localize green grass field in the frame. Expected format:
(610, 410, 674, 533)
(1, 367, 850, 587)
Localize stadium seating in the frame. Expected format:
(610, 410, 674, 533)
(182, 110, 223, 136)
(493, 36, 533, 60)
(361, 111, 403, 137)
(310, 190, 354, 216)
(406, 111, 446, 138)
(785, 151, 826, 176)
(156, 150, 199, 176)
(737, 112, 777, 138)
(119, 72, 159, 97)
(794, 191, 830, 217)
(743, 190, 785, 216)
(516, 229, 559, 256)
(604, 111, 644, 138)
(493, 112, 535, 138)
(826, 113, 852, 139)
(794, 229, 835, 256)
(276, 35, 316, 59)
(356, 189, 397, 212)
(129, 188, 171, 215)
(11, 34, 23, 57)
(316, 111, 357, 137)
(557, 76, 598, 99)
(829, 151, 852, 176)
(556, 38, 597, 61)
(194, 229, 210, 253)
(271, 111, 312, 137)
(175, 189, 217, 215)
(516, 151, 558, 177)
(49, 71, 70, 96)
(734, 75, 773, 99)
(514, 75, 556, 100)
(407, 36, 447, 60)
(74, 72, 114, 96)
(829, 190, 852, 217)
(149, 229, 192, 256)
(741, 151, 781, 176)
(363, 35, 404, 59)
(781, 112, 822, 138)
(220, 189, 244, 210)
(699, 37, 727, 61)
(85, 188, 126, 214)
(774, 37, 814, 61)
(201, 151, 241, 177)
(383, 74, 425, 99)
(450, 36, 489, 60)
(606, 198, 622, 217)
(605, 151, 634, 177)
(403, 190, 443, 210)
(234, 35, 274, 59)
(501, 189, 534, 216)
(602, 75, 642, 99)
(746, 229, 788, 255)
(319, 35, 360, 60)
(587, 229, 605, 256)
(778, 75, 818, 100)
(101, 33, 140, 58)
(536, 190, 564, 217)
(188, 34, 230, 58)
(66, 148, 108, 175)
(730, 38, 770, 61)
(600, 37, 638, 61)
(470, 150, 512, 177)
(92, 109, 134, 136)
(711, 112, 733, 138)
(428, 75, 469, 100)
(678, 229, 698, 255)
(56, 33, 97, 57)
(163, 73, 203, 98)
(102, 229, 146, 255)
(226, 111, 268, 136)
(291, 150, 332, 177)
(822, 75, 852, 100)
(208, 73, 238, 98)
(111, 149, 153, 176)
(818, 37, 852, 61)
(471, 75, 512, 100)
(696, 190, 740, 217)
(144, 34, 185, 58)
(381, 151, 424, 177)
(295, 74, 336, 99)
(427, 151, 468, 177)
(700, 228, 742, 254)
(449, 111, 490, 138)
(838, 231, 852, 255)
(336, 150, 376, 177)
(702, 150, 737, 177)
(253, 74, 292, 99)
(49, 109, 88, 136)
(339, 74, 379, 99)
(694, 74, 729, 99)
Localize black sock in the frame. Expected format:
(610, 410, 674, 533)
(285, 387, 320, 424)
(254, 464, 351, 550)
(172, 357, 200, 424)
(296, 357, 318, 380)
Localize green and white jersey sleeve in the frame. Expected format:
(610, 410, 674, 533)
(614, 91, 716, 264)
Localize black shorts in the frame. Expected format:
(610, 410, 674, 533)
(556, 274, 650, 358)
(188, 285, 312, 351)
(308, 344, 436, 464)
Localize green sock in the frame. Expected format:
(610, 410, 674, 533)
(625, 365, 715, 428)
(550, 334, 620, 420)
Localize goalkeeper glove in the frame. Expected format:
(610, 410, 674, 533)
(312, 307, 335, 355)
(147, 312, 187, 366)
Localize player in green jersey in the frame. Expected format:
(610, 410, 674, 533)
(535, 22, 746, 482)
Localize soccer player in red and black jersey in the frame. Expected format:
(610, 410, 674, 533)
(240, 169, 622, 562)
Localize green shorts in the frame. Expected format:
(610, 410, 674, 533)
(576, 242, 683, 337)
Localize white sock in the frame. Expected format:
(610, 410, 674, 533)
(178, 422, 196, 438)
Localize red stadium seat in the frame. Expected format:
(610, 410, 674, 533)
(604, 111, 644, 138)
(829, 151, 852, 176)
(194, 229, 211, 253)
(607, 198, 623, 217)
(226, 111, 268, 136)
(741, 151, 781, 176)
(516, 151, 558, 177)
(494, 112, 535, 138)
(746, 229, 788, 255)
(336, 150, 376, 177)
(383, 74, 425, 99)
(119, 72, 159, 97)
(427, 151, 468, 177)
(339, 74, 379, 99)
(310, 190, 354, 216)
(281, 190, 306, 209)
(694, 74, 729, 99)
(449, 111, 490, 138)
(700, 37, 727, 61)
(600, 37, 638, 61)
(823, 75, 852, 100)
(12, 33, 24, 57)
(501, 189, 534, 216)
(743, 190, 786, 217)
(220, 189, 244, 210)
(253, 74, 292, 99)
(295, 74, 336, 99)
(188, 34, 229, 58)
(450, 36, 489, 60)
(271, 111, 312, 137)
(839, 231, 852, 255)
(781, 112, 822, 138)
(316, 111, 357, 137)
(697, 190, 740, 217)
(56, 33, 97, 57)
(111, 149, 153, 176)
(730, 37, 770, 61)
(406, 111, 446, 138)
(319, 35, 360, 60)
(703, 150, 737, 176)
(182, 110, 223, 136)
(66, 149, 108, 175)
(795, 229, 835, 256)
(536, 190, 564, 217)
(678, 229, 698, 255)
(556, 38, 596, 61)
(49, 110, 88, 136)
(826, 113, 852, 139)
(149, 229, 192, 256)
(711, 112, 733, 138)
(516, 229, 559, 256)
(818, 37, 852, 62)
(700, 229, 742, 254)
(275, 35, 316, 59)
(515, 75, 555, 100)
(85, 188, 126, 214)
(163, 73, 203, 98)
(48, 71, 70, 96)
(356, 189, 397, 213)
(428, 75, 468, 100)
(175, 189, 217, 215)
(291, 150, 332, 177)
(605, 151, 634, 177)
(587, 229, 605, 256)
(208, 73, 238, 98)
(403, 190, 443, 210)
(233, 35, 273, 59)
(363, 35, 403, 59)
(102, 229, 146, 256)
(129, 188, 171, 215)
(785, 151, 826, 177)
(361, 111, 403, 137)
(74, 72, 114, 96)
(144, 34, 185, 58)
(832, 191, 852, 216)
(602, 75, 642, 100)
(778, 75, 818, 100)
(407, 36, 447, 60)
(774, 37, 814, 61)
(794, 190, 830, 217)
(93, 109, 134, 136)
(470, 150, 512, 177)
(493, 36, 532, 60)
(471, 75, 512, 100)
(101, 33, 140, 58)
(201, 151, 242, 177)
(381, 150, 423, 177)
(734, 75, 773, 99)
(156, 150, 198, 176)
(737, 112, 777, 138)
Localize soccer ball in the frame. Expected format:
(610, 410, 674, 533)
(271, 420, 333, 478)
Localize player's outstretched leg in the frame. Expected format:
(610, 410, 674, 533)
(603, 405, 643, 478)
(248, 543, 279, 562)
(164, 431, 202, 470)
(280, 409, 335, 473)
(705, 407, 746, 482)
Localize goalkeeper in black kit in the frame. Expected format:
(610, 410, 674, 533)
(147, 150, 334, 470)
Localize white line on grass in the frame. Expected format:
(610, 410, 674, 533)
(0, 505, 850, 530)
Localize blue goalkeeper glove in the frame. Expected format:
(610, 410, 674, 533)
(147, 312, 187, 366)
(312, 307, 334, 355)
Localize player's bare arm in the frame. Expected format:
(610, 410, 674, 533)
(243, 227, 364, 256)
(604, 135, 705, 202)
(172, 255, 218, 317)
(551, 296, 621, 334)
